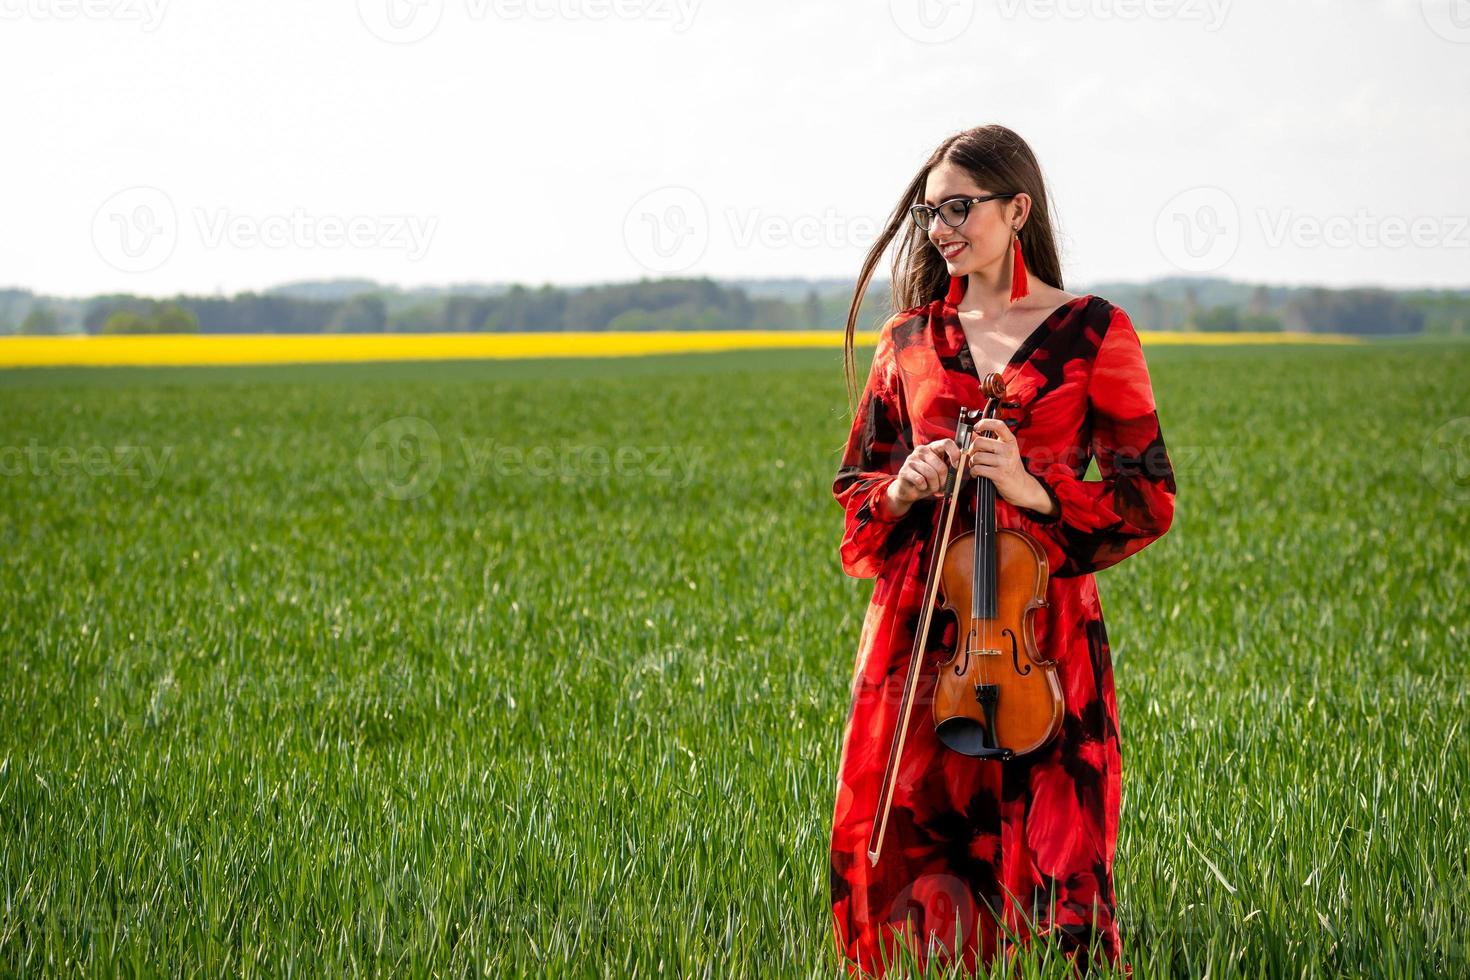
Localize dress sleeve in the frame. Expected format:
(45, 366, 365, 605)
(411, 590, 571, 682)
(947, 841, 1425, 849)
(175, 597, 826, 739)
(1013, 306, 1177, 578)
(832, 316, 927, 579)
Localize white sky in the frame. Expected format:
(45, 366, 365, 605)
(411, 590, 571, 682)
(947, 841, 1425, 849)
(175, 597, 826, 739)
(3, 0, 1467, 298)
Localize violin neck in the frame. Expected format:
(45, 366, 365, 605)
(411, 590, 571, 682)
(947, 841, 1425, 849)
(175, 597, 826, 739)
(971, 474, 998, 621)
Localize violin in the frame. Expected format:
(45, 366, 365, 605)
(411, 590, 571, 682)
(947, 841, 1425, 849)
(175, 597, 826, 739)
(867, 373, 1064, 867)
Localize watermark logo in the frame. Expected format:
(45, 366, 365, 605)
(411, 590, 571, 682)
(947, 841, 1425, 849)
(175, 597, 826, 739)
(1422, 417, 1470, 502)
(623, 188, 885, 273)
(92, 186, 438, 273)
(623, 186, 708, 274)
(1421, 0, 1470, 43)
(1155, 185, 1240, 273)
(1157, 188, 1467, 273)
(92, 186, 178, 274)
(882, 872, 980, 968)
(889, 0, 974, 43)
(459, 437, 703, 486)
(356, 417, 706, 499)
(357, 0, 445, 43)
(358, 416, 443, 500)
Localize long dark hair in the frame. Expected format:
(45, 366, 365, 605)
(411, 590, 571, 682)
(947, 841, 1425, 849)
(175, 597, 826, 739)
(842, 125, 1067, 418)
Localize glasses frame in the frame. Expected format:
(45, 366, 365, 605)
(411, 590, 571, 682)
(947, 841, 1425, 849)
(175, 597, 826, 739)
(909, 192, 1019, 232)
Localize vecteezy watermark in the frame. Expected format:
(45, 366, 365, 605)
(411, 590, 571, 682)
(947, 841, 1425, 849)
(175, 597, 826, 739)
(0, 440, 174, 488)
(482, 895, 631, 940)
(1256, 208, 1470, 251)
(1155, 186, 1240, 273)
(358, 416, 443, 501)
(357, 0, 698, 44)
(1018, 442, 1183, 484)
(479, 0, 698, 29)
(725, 207, 882, 251)
(357, 416, 707, 499)
(1157, 186, 1469, 273)
(195, 208, 436, 260)
(624, 188, 884, 274)
(1115, 895, 1260, 945)
(1420, 0, 1470, 44)
(889, 0, 975, 43)
(994, 0, 1231, 31)
(623, 186, 709, 274)
(1152, 444, 1230, 488)
(0, 0, 170, 30)
(459, 437, 704, 486)
(91, 185, 438, 274)
(1422, 417, 1470, 502)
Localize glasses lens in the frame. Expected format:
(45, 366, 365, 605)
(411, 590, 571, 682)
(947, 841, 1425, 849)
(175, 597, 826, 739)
(938, 200, 969, 227)
(911, 206, 933, 231)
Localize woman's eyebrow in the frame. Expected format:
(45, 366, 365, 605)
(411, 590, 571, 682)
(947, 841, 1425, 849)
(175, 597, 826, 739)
(922, 193, 968, 206)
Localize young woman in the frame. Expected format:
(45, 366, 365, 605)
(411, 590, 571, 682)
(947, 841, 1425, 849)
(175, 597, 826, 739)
(829, 125, 1177, 977)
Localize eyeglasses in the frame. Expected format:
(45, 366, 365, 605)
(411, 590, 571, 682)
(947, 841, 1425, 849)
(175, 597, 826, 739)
(909, 193, 1018, 232)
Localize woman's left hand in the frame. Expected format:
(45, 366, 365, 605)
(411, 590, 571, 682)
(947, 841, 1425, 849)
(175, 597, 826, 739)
(964, 418, 1044, 509)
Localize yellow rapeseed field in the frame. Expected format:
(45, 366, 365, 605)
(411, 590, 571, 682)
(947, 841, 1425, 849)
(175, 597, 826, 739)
(0, 329, 1363, 368)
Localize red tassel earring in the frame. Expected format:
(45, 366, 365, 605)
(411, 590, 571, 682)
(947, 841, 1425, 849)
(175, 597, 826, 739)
(1009, 228, 1030, 303)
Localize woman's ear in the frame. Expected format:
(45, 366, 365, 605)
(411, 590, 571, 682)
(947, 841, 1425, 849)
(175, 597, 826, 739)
(1010, 192, 1031, 229)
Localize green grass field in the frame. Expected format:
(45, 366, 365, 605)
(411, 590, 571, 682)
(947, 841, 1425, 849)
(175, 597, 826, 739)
(2, 338, 1468, 978)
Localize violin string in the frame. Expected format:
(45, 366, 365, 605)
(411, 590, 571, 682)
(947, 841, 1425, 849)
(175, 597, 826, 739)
(981, 417, 990, 693)
(974, 431, 982, 691)
(981, 402, 993, 693)
(974, 421, 986, 692)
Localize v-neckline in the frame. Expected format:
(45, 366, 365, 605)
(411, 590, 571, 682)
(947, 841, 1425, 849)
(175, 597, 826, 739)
(942, 279, 1091, 383)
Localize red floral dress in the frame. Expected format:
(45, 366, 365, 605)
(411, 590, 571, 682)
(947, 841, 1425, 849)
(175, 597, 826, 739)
(829, 274, 1177, 977)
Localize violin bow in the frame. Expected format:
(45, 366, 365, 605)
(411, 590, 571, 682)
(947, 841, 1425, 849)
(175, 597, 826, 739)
(866, 407, 980, 867)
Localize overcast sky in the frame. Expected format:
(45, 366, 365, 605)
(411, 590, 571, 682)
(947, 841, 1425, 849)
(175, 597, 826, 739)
(3, 0, 1466, 298)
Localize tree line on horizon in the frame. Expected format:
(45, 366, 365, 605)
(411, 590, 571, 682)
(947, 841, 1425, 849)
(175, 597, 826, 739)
(3, 277, 1467, 337)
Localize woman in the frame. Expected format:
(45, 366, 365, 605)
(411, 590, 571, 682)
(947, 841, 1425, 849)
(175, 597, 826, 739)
(829, 125, 1176, 978)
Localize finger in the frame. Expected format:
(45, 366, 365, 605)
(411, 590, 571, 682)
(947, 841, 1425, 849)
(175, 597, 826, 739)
(969, 447, 1008, 466)
(896, 471, 922, 501)
(913, 457, 943, 489)
(921, 441, 959, 468)
(925, 458, 952, 492)
(898, 462, 925, 494)
(971, 418, 1014, 441)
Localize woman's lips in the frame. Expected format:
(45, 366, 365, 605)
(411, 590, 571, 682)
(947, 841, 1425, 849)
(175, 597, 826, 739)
(939, 242, 966, 260)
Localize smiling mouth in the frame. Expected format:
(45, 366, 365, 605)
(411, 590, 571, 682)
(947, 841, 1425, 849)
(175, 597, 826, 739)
(939, 242, 966, 259)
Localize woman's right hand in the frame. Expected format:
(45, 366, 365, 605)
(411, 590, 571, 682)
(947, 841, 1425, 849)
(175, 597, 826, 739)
(885, 439, 964, 515)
